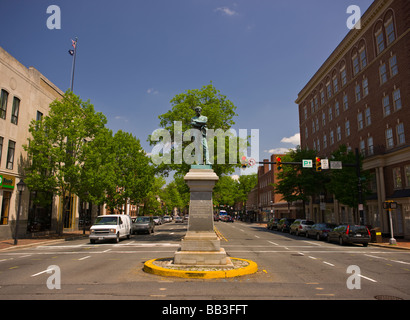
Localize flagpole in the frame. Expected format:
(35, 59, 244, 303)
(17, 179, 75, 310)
(70, 37, 78, 92)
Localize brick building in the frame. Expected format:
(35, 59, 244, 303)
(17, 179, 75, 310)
(296, 0, 410, 238)
(246, 154, 303, 222)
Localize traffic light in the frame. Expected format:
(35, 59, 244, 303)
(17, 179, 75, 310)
(315, 157, 322, 172)
(241, 156, 248, 169)
(276, 156, 282, 171)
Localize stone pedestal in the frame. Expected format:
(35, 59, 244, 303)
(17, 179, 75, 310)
(173, 167, 231, 266)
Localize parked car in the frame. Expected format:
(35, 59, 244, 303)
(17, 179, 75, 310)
(153, 216, 162, 225)
(163, 215, 172, 223)
(90, 214, 132, 244)
(289, 219, 315, 236)
(226, 215, 234, 222)
(277, 218, 295, 232)
(327, 224, 371, 246)
(306, 223, 337, 241)
(267, 218, 279, 230)
(132, 216, 155, 234)
(174, 216, 183, 223)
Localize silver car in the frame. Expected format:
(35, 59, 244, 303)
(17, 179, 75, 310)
(132, 216, 155, 234)
(289, 219, 315, 236)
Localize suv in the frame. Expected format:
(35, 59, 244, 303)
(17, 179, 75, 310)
(327, 224, 370, 246)
(277, 218, 295, 232)
(290, 219, 315, 236)
(132, 216, 155, 234)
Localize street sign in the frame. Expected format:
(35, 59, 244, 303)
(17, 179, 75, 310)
(248, 158, 256, 167)
(302, 159, 313, 168)
(330, 161, 342, 169)
(321, 159, 329, 170)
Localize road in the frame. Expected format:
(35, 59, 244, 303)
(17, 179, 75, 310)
(0, 221, 409, 300)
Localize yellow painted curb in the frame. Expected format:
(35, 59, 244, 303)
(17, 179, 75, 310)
(144, 257, 258, 279)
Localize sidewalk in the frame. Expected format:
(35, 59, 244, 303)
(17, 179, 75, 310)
(0, 230, 89, 251)
(369, 237, 410, 250)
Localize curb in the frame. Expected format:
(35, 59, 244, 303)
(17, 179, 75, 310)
(144, 257, 258, 279)
(369, 243, 410, 251)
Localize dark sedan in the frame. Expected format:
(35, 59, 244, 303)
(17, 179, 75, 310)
(306, 223, 337, 241)
(327, 224, 371, 246)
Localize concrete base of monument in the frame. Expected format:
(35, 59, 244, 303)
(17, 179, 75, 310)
(173, 248, 230, 266)
(143, 257, 258, 279)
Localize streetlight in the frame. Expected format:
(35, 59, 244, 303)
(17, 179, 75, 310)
(14, 179, 26, 245)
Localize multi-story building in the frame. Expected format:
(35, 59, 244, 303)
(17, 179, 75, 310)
(296, 0, 410, 238)
(245, 154, 303, 222)
(0, 46, 102, 239)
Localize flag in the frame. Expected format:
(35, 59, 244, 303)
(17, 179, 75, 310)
(71, 39, 77, 49)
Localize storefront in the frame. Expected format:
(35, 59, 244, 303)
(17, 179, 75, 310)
(0, 174, 15, 238)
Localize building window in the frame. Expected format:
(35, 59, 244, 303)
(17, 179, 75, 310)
(305, 126, 308, 139)
(393, 167, 402, 189)
(313, 140, 316, 151)
(326, 83, 332, 99)
(11, 97, 20, 125)
(386, 128, 394, 148)
(6, 140, 16, 170)
(368, 136, 374, 155)
(316, 138, 320, 152)
(341, 68, 347, 86)
(365, 107, 371, 126)
(343, 94, 348, 111)
(389, 55, 398, 76)
(353, 56, 360, 75)
(336, 126, 341, 141)
(323, 134, 327, 149)
(312, 121, 315, 134)
(320, 90, 325, 104)
(303, 106, 307, 120)
(358, 112, 363, 130)
(328, 106, 333, 121)
(315, 118, 319, 132)
(322, 113, 326, 127)
(335, 101, 340, 117)
(383, 95, 391, 116)
(330, 131, 334, 145)
(345, 120, 350, 137)
(397, 123, 405, 145)
(310, 100, 314, 114)
(405, 165, 410, 188)
(379, 63, 387, 84)
(333, 77, 339, 93)
(386, 21, 395, 44)
(355, 84, 361, 102)
(362, 78, 369, 97)
(360, 49, 367, 69)
(393, 89, 401, 111)
(360, 140, 365, 154)
(0, 89, 8, 120)
(376, 32, 385, 54)
(36, 111, 43, 121)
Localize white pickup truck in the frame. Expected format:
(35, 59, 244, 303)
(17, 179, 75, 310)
(89, 215, 132, 244)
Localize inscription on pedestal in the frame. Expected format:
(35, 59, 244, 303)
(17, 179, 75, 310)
(189, 192, 213, 232)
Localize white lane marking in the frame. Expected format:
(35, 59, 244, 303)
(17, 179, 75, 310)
(78, 256, 91, 261)
(358, 274, 377, 282)
(323, 261, 335, 267)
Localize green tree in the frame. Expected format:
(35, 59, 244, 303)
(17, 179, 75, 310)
(105, 130, 154, 213)
(24, 91, 108, 233)
(236, 173, 258, 211)
(326, 145, 372, 222)
(213, 175, 239, 209)
(149, 82, 240, 177)
(273, 147, 325, 214)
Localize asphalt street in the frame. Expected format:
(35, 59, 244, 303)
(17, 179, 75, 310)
(0, 221, 409, 300)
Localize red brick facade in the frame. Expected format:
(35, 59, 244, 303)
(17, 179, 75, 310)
(296, 0, 410, 238)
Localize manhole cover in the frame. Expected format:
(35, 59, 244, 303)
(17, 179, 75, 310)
(374, 295, 403, 300)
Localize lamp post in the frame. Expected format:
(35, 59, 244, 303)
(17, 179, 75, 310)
(13, 179, 26, 245)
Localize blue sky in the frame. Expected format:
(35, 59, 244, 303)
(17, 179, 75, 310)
(1, 0, 373, 172)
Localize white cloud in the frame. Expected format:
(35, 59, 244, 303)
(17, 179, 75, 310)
(215, 7, 238, 16)
(281, 133, 300, 145)
(114, 115, 129, 122)
(147, 88, 159, 95)
(264, 147, 292, 155)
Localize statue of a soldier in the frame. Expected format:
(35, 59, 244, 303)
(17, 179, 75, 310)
(190, 106, 210, 165)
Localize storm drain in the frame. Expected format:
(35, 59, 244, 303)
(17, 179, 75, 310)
(374, 295, 403, 300)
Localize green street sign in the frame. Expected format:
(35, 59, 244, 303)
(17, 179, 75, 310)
(302, 159, 312, 168)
